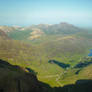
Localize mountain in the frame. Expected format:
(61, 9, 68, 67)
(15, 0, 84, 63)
(2, 22, 84, 40)
(24, 22, 81, 35)
(0, 22, 92, 87)
(0, 26, 17, 33)
(36, 22, 81, 35)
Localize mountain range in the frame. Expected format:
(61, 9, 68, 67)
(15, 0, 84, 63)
(0, 22, 92, 91)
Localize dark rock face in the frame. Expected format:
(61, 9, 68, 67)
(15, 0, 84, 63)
(53, 80, 92, 92)
(0, 59, 47, 92)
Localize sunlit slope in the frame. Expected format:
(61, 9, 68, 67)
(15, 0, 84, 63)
(0, 34, 92, 86)
(0, 23, 92, 87)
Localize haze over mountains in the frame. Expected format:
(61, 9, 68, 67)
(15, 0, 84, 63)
(0, 22, 85, 40)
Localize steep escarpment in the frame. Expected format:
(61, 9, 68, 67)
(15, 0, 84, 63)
(0, 59, 49, 92)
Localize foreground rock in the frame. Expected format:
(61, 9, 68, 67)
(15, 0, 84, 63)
(0, 59, 49, 92)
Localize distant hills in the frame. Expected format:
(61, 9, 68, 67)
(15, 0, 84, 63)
(0, 29, 10, 39)
(0, 22, 84, 40)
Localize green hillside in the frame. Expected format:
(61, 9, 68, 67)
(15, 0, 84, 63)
(0, 23, 92, 87)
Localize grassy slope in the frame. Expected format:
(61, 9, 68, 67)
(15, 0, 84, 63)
(0, 27, 92, 87)
(7, 29, 32, 40)
(0, 32, 92, 87)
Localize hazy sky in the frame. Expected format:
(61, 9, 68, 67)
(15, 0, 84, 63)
(0, 0, 92, 27)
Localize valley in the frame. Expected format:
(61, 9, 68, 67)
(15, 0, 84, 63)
(0, 22, 92, 88)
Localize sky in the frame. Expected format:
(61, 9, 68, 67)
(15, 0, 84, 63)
(0, 0, 92, 27)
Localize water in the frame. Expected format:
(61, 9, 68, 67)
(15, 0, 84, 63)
(88, 49, 92, 56)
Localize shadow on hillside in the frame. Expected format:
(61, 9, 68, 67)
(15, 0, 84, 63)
(26, 67, 37, 75)
(48, 60, 70, 69)
(53, 79, 92, 92)
(75, 69, 81, 75)
(74, 61, 92, 68)
(0, 59, 12, 67)
(0, 59, 92, 92)
(0, 59, 50, 92)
